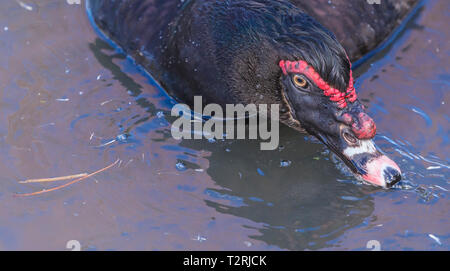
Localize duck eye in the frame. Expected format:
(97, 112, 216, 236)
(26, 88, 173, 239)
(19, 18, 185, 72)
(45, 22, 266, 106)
(293, 75, 308, 88)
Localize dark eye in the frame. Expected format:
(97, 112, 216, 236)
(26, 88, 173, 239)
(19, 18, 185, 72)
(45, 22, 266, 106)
(293, 75, 308, 88)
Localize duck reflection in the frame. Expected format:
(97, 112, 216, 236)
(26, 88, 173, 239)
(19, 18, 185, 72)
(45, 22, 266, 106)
(179, 125, 377, 250)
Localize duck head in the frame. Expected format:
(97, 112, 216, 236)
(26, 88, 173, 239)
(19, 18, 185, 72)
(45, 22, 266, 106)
(161, 0, 401, 188)
(269, 7, 401, 188)
(279, 59, 401, 188)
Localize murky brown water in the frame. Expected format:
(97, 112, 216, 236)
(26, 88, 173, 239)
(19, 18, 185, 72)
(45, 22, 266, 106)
(0, 0, 448, 250)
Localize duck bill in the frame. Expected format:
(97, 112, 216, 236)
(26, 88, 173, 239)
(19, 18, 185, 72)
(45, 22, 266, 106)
(359, 154, 402, 187)
(315, 133, 402, 188)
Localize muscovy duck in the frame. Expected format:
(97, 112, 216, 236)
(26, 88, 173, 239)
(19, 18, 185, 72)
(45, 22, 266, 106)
(86, 0, 418, 187)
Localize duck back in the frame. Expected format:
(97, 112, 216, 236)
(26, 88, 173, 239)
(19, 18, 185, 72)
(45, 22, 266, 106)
(88, 0, 417, 62)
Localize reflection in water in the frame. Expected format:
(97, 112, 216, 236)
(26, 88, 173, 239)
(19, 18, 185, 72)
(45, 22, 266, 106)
(92, 37, 382, 249)
(0, 0, 448, 250)
(179, 126, 377, 250)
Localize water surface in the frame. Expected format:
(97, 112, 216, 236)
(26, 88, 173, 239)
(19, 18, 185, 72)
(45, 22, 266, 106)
(0, 0, 448, 250)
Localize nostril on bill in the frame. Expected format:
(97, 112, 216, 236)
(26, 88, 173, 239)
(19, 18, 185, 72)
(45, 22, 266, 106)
(383, 167, 402, 187)
(342, 128, 358, 145)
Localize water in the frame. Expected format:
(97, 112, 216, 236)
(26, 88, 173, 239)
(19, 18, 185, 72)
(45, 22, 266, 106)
(0, 0, 448, 250)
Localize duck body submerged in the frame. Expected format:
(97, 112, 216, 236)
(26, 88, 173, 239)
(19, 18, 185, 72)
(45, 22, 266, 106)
(87, 0, 417, 188)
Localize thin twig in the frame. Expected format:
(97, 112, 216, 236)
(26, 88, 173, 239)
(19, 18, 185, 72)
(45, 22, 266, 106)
(19, 173, 88, 184)
(15, 159, 119, 197)
(96, 139, 116, 148)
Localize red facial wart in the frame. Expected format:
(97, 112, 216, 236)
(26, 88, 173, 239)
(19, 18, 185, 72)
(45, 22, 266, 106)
(342, 112, 377, 140)
(279, 59, 357, 108)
